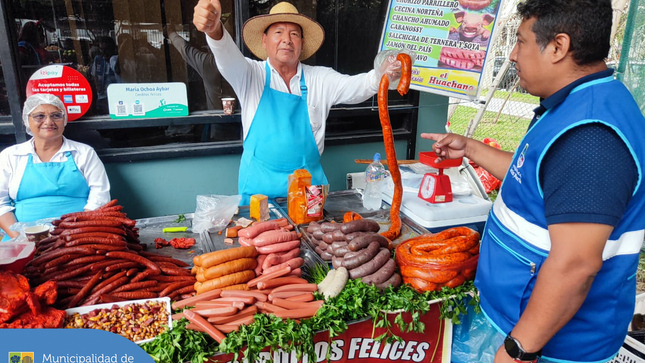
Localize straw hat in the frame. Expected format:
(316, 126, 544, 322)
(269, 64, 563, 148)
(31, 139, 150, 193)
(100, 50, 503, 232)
(242, 2, 325, 61)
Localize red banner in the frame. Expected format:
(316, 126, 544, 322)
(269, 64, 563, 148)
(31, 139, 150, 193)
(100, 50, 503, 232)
(212, 304, 452, 363)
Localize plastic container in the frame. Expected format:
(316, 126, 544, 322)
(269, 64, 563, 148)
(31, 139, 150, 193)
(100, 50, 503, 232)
(363, 153, 386, 210)
(65, 297, 172, 345)
(611, 293, 645, 363)
(0, 242, 36, 274)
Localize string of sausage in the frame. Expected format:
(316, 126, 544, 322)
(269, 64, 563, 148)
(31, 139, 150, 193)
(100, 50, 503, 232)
(378, 53, 412, 243)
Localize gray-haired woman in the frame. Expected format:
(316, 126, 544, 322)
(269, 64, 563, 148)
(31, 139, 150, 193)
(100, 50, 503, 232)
(0, 94, 110, 240)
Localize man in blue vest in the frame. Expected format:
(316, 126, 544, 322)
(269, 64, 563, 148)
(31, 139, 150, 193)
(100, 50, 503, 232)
(193, 1, 405, 205)
(423, 0, 645, 362)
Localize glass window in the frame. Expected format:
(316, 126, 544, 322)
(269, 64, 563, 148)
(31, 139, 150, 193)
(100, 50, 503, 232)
(0, 56, 7, 116)
(12, 0, 240, 149)
(6, 0, 417, 154)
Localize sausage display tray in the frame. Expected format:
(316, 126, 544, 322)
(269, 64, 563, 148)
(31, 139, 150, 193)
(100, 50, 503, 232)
(200, 202, 287, 253)
(132, 190, 434, 276)
(64, 297, 172, 345)
(273, 189, 431, 251)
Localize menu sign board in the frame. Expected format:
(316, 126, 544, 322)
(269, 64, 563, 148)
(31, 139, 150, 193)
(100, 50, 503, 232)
(378, 0, 502, 99)
(26, 65, 93, 121)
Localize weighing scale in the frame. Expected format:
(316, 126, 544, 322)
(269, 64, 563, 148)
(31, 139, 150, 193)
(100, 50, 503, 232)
(417, 152, 463, 203)
(380, 157, 493, 233)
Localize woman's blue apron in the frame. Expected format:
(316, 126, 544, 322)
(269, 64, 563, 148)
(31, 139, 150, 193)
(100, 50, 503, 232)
(2, 151, 90, 241)
(238, 63, 328, 205)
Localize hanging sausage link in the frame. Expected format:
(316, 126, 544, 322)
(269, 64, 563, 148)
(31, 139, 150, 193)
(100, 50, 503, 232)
(378, 53, 412, 242)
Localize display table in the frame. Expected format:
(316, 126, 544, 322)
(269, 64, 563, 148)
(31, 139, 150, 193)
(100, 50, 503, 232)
(133, 189, 478, 363)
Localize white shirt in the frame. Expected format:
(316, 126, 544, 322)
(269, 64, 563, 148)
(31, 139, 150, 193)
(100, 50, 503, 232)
(207, 30, 381, 155)
(0, 137, 111, 217)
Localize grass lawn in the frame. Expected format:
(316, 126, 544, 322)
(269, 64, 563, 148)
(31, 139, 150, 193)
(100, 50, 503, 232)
(480, 89, 540, 105)
(449, 106, 531, 152)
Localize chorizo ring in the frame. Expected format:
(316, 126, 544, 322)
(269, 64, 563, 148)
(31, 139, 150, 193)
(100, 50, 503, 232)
(400, 265, 458, 284)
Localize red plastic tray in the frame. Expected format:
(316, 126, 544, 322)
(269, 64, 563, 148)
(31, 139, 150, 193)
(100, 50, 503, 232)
(418, 152, 462, 168)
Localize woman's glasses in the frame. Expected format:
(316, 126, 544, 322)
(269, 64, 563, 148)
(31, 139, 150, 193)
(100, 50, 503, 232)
(30, 112, 64, 123)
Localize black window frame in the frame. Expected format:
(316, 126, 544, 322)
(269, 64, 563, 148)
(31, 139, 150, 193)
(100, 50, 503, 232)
(0, 0, 419, 162)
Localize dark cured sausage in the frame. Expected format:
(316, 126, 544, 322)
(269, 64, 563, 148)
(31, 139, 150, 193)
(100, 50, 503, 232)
(374, 272, 402, 290)
(331, 229, 346, 242)
(322, 232, 335, 244)
(312, 229, 325, 240)
(344, 232, 369, 241)
(343, 241, 380, 269)
(329, 241, 348, 253)
(306, 221, 321, 233)
(378, 53, 412, 243)
(348, 233, 389, 251)
(59, 220, 125, 229)
(340, 219, 380, 234)
(361, 258, 396, 285)
(320, 222, 341, 233)
(331, 255, 344, 268)
(105, 251, 161, 275)
(348, 248, 391, 279)
(61, 227, 126, 236)
(64, 232, 124, 242)
(332, 245, 350, 257)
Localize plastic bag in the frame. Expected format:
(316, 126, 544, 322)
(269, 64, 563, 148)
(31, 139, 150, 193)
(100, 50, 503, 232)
(192, 194, 242, 234)
(451, 298, 505, 363)
(287, 169, 328, 225)
(373, 49, 417, 89)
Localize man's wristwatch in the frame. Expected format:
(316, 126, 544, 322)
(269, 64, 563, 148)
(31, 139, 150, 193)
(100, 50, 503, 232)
(504, 334, 542, 363)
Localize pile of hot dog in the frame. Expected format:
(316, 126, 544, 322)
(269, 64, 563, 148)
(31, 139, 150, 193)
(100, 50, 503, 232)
(307, 219, 402, 290)
(23, 200, 196, 308)
(396, 227, 480, 292)
(237, 218, 305, 277)
(192, 218, 307, 294)
(179, 248, 322, 341)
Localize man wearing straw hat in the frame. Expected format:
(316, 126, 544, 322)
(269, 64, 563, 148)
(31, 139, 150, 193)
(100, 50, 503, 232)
(193, 1, 406, 205)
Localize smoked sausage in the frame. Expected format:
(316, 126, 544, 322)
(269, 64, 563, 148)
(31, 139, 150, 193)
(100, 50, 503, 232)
(342, 241, 380, 270)
(348, 248, 391, 279)
(340, 219, 380, 234)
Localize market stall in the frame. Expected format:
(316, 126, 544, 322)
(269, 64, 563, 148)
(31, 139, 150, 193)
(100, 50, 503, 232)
(0, 184, 487, 363)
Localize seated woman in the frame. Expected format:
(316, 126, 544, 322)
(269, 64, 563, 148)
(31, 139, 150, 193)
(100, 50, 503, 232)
(0, 94, 111, 241)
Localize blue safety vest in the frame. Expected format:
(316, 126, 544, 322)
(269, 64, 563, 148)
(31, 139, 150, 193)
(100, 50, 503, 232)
(475, 76, 645, 362)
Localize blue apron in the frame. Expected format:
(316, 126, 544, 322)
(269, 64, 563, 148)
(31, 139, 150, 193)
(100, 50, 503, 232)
(238, 63, 328, 205)
(16, 151, 89, 221)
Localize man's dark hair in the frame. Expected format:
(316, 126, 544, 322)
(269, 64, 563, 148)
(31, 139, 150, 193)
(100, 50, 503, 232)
(517, 0, 612, 65)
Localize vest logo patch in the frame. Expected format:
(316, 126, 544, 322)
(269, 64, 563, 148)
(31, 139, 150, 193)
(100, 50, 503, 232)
(517, 143, 529, 168)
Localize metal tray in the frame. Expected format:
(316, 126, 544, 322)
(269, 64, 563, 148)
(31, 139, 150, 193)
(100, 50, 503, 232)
(199, 202, 287, 253)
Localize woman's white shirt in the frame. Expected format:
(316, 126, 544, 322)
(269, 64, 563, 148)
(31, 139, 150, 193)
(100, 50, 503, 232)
(0, 137, 111, 217)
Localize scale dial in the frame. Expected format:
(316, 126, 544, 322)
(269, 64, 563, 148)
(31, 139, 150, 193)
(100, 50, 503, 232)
(420, 174, 437, 199)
